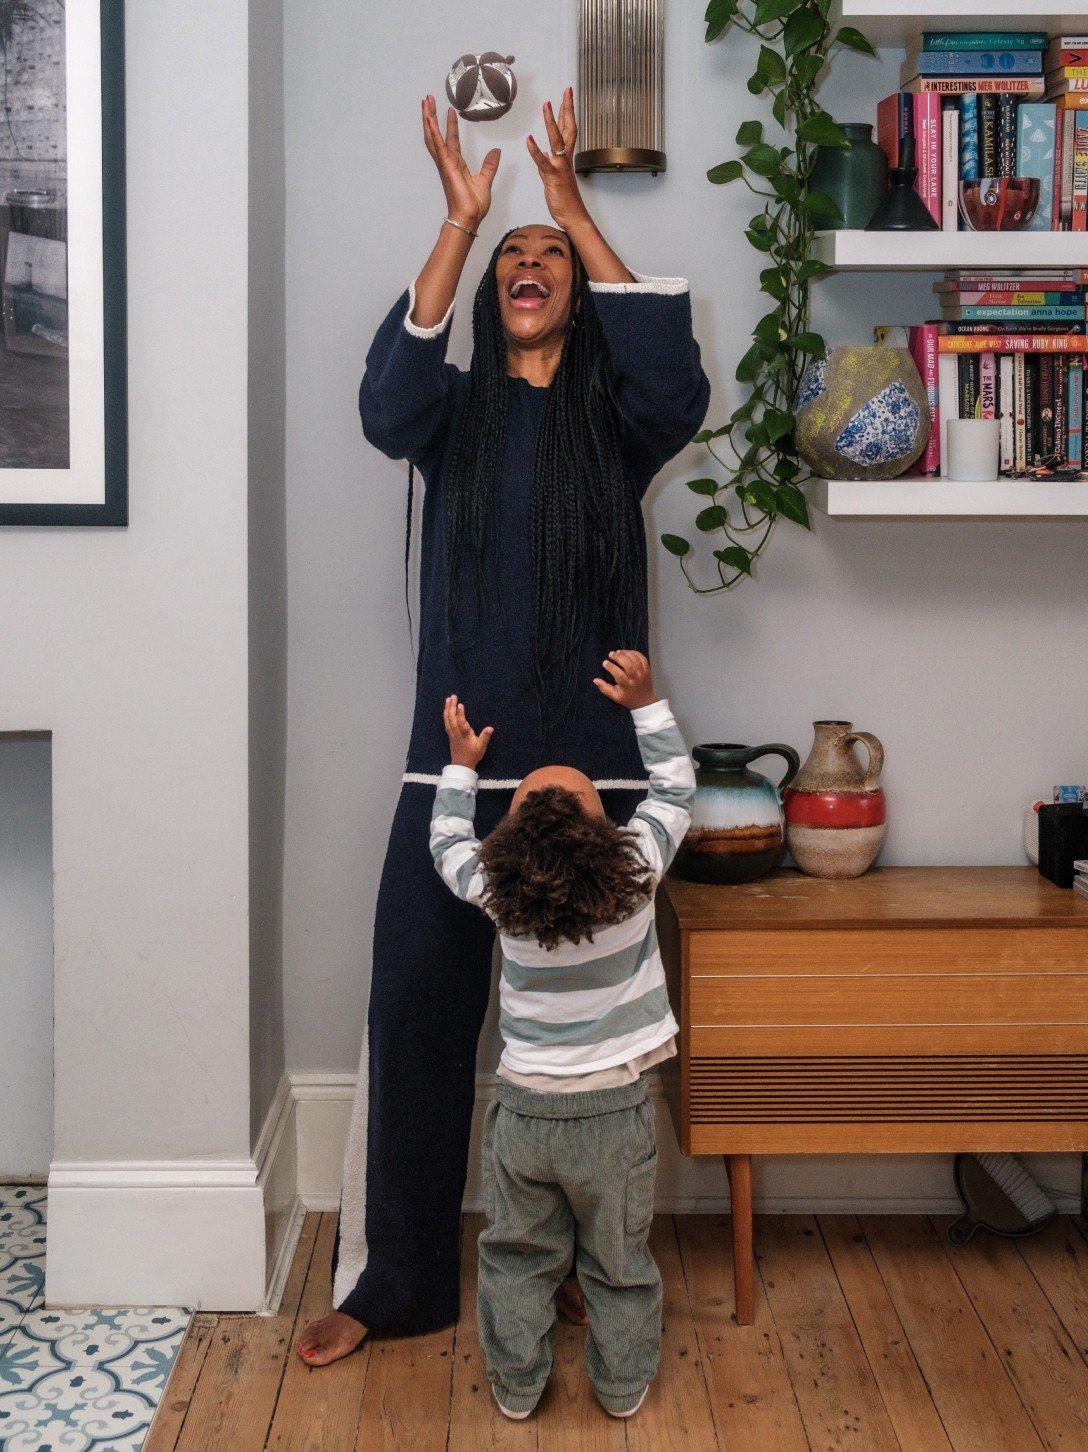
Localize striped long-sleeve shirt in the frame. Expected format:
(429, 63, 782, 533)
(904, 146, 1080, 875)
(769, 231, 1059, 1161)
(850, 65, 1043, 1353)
(430, 699, 696, 1078)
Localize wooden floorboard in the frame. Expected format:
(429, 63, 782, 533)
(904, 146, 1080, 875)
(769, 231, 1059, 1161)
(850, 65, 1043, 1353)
(156, 1212, 1088, 1450)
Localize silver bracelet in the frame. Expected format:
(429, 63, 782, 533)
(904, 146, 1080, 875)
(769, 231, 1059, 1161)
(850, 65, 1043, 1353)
(443, 215, 478, 239)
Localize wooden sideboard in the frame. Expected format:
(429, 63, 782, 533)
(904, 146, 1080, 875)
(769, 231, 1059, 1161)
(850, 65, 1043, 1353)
(656, 866, 1088, 1325)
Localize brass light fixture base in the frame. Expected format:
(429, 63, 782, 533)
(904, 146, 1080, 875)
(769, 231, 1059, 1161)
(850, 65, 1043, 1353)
(575, 146, 666, 175)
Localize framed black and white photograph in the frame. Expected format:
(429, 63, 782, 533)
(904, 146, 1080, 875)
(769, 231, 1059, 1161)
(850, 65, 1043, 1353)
(0, 0, 125, 526)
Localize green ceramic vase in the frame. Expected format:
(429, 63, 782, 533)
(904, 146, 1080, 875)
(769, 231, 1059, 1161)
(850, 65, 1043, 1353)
(808, 123, 887, 230)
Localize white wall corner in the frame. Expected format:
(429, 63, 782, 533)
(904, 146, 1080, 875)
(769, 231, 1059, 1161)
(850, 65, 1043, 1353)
(46, 1159, 266, 1312)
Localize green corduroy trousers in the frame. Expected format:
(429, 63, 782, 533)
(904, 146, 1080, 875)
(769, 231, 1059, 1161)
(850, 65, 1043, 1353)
(477, 1076, 662, 1417)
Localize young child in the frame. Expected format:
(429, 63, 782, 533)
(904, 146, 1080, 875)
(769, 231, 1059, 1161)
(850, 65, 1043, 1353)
(429, 649, 695, 1420)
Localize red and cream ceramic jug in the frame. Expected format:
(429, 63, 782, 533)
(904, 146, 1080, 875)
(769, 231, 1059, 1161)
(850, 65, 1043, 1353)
(784, 721, 886, 878)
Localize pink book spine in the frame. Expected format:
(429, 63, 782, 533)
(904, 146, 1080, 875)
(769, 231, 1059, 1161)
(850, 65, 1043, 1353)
(979, 352, 998, 418)
(910, 324, 941, 473)
(914, 93, 943, 224)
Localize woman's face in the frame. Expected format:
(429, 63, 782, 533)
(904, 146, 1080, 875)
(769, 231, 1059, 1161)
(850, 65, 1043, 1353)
(495, 223, 575, 349)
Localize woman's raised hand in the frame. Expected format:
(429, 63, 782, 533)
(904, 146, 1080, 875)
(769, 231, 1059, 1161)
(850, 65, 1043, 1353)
(526, 86, 587, 231)
(422, 94, 500, 231)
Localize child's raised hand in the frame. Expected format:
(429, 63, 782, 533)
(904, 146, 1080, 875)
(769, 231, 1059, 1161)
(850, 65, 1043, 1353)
(443, 694, 494, 769)
(593, 650, 657, 711)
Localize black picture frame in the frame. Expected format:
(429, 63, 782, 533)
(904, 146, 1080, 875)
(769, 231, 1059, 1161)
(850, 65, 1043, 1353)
(0, 0, 127, 527)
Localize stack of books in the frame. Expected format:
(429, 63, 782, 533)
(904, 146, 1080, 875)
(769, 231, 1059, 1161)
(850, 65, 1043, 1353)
(880, 272, 1088, 478)
(878, 30, 1088, 230)
(1074, 859, 1088, 901)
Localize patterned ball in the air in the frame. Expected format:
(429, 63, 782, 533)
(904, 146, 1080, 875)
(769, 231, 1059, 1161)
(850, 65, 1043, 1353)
(445, 52, 517, 121)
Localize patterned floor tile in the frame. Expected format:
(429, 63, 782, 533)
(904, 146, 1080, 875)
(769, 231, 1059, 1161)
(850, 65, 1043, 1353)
(0, 1364, 160, 1449)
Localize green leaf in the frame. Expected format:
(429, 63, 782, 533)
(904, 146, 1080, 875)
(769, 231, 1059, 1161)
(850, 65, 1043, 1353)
(753, 310, 786, 346)
(744, 228, 776, 252)
(735, 342, 765, 381)
(686, 476, 720, 496)
(764, 408, 795, 442)
(753, 0, 797, 23)
(783, 7, 824, 55)
(771, 174, 803, 203)
(745, 480, 779, 513)
(789, 331, 826, 355)
(802, 188, 842, 219)
(704, 0, 738, 41)
(760, 268, 788, 301)
(747, 74, 767, 95)
(742, 142, 782, 178)
(692, 424, 733, 443)
(696, 504, 729, 532)
(735, 120, 763, 147)
(756, 44, 787, 85)
(797, 112, 850, 147)
(661, 533, 691, 557)
(772, 90, 789, 128)
(797, 257, 833, 281)
(715, 545, 754, 576)
(773, 455, 801, 480)
(794, 53, 825, 87)
(775, 483, 811, 527)
(707, 159, 743, 184)
(835, 24, 877, 57)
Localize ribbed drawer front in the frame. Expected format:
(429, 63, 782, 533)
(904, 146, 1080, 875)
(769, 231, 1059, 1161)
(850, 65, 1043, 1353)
(690, 1055, 1088, 1124)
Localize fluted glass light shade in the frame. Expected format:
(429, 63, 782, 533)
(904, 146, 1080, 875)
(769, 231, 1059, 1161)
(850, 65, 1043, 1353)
(576, 0, 665, 174)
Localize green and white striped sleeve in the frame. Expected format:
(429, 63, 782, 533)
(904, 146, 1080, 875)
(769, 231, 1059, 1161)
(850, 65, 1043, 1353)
(626, 698, 695, 884)
(430, 764, 487, 907)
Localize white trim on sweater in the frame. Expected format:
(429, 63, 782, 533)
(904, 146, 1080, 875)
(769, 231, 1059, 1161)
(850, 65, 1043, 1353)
(403, 278, 455, 338)
(588, 269, 689, 296)
(403, 771, 648, 790)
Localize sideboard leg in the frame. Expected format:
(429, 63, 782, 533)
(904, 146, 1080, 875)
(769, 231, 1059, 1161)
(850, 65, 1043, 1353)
(725, 1154, 754, 1326)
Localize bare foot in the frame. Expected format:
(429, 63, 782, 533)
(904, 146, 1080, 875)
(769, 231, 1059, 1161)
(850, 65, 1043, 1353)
(555, 1275, 588, 1326)
(295, 1310, 368, 1366)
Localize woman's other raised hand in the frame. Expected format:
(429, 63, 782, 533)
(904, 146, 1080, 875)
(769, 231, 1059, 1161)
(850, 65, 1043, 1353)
(422, 94, 500, 231)
(526, 86, 588, 232)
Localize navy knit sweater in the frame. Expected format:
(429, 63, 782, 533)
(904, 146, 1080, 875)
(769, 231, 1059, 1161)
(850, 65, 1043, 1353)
(359, 270, 710, 785)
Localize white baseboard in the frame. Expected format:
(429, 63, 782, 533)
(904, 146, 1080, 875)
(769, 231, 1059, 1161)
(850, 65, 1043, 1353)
(285, 1070, 1083, 1217)
(46, 1160, 266, 1311)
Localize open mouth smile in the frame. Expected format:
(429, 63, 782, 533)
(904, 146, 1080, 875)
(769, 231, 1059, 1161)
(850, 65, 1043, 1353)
(508, 276, 552, 311)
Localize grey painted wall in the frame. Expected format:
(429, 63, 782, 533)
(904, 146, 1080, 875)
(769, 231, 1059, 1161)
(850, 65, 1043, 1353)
(248, 0, 288, 1145)
(0, 736, 52, 1178)
(0, 1, 253, 1164)
(281, 0, 1087, 1106)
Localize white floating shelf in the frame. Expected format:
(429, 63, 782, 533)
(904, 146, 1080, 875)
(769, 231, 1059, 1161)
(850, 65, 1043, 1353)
(809, 476, 1088, 518)
(838, 2, 1088, 48)
(813, 230, 1088, 272)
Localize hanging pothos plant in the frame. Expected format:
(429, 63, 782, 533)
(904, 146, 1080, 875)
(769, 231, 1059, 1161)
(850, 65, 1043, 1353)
(663, 0, 875, 593)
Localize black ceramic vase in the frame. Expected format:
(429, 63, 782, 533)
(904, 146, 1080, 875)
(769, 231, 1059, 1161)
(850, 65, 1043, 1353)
(865, 136, 939, 232)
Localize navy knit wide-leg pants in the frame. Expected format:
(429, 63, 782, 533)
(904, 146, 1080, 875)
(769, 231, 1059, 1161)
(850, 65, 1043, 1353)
(333, 781, 643, 1336)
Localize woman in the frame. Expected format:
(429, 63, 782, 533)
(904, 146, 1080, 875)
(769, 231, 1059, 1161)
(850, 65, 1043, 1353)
(298, 86, 709, 1364)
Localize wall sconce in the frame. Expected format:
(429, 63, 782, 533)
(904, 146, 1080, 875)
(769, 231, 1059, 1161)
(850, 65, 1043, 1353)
(575, 0, 664, 175)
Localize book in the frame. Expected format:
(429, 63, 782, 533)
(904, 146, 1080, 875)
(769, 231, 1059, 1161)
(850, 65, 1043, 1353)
(923, 32, 1047, 51)
(979, 94, 998, 175)
(942, 293, 1073, 305)
(914, 93, 942, 223)
(941, 102, 960, 230)
(1013, 353, 1027, 469)
(1046, 78, 1088, 94)
(876, 91, 913, 168)
(960, 92, 980, 179)
(959, 353, 979, 416)
(937, 350, 958, 476)
(1046, 67, 1088, 80)
(979, 351, 998, 418)
(1038, 353, 1056, 457)
(1049, 48, 1088, 68)
(937, 333, 1088, 353)
(1054, 354, 1067, 458)
(908, 51, 1044, 77)
(938, 321, 1085, 335)
(1073, 113, 1088, 229)
(938, 305, 1086, 321)
(998, 94, 1018, 176)
(1060, 110, 1077, 224)
(1025, 356, 1038, 462)
(999, 354, 1015, 469)
(1017, 102, 1058, 229)
(908, 324, 940, 474)
(905, 77, 1046, 97)
(936, 274, 1083, 288)
(1069, 358, 1085, 464)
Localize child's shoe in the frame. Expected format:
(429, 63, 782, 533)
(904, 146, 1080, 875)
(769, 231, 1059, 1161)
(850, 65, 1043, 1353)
(491, 1384, 535, 1420)
(599, 1386, 648, 1418)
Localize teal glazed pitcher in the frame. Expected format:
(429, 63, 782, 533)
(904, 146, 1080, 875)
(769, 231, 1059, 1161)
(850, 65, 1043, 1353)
(673, 742, 801, 885)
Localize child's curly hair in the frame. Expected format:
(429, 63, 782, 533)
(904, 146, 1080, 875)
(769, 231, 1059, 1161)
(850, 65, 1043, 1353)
(478, 786, 654, 950)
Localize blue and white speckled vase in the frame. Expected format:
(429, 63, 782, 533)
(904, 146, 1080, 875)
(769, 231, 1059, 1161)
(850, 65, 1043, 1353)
(794, 345, 930, 481)
(673, 742, 801, 885)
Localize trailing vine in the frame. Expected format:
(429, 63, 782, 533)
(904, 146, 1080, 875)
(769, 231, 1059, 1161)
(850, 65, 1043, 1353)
(663, 0, 875, 593)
